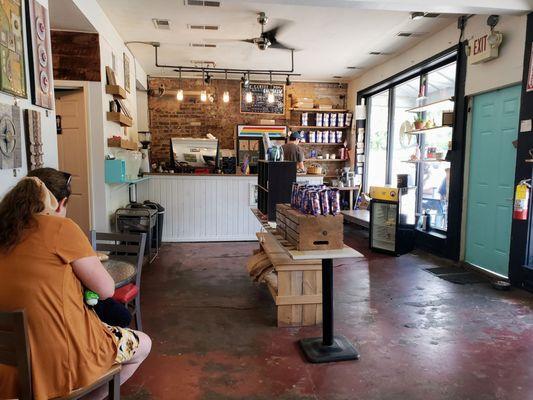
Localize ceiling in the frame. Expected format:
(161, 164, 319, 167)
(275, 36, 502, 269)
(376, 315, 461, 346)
(49, 0, 96, 33)
(92, 0, 530, 81)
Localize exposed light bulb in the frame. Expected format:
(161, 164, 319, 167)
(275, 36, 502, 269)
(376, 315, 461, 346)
(245, 91, 253, 103)
(200, 90, 207, 102)
(176, 89, 184, 101)
(223, 91, 230, 103)
(267, 90, 275, 103)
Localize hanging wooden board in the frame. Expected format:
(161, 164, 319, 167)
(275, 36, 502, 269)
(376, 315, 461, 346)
(240, 83, 285, 115)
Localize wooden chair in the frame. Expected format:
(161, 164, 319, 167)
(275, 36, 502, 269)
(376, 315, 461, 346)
(90, 231, 147, 331)
(0, 310, 121, 400)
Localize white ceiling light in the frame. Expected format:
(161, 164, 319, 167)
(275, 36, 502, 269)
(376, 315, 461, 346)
(223, 91, 230, 103)
(200, 90, 207, 102)
(267, 91, 275, 103)
(245, 91, 253, 103)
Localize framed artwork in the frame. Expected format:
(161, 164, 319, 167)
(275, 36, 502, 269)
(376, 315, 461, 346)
(26, 0, 54, 109)
(123, 52, 130, 93)
(0, 103, 22, 169)
(0, 0, 27, 97)
(24, 109, 43, 170)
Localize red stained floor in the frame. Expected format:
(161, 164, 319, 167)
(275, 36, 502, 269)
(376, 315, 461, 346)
(123, 227, 533, 400)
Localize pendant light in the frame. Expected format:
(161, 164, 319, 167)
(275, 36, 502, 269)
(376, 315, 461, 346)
(267, 72, 275, 103)
(222, 70, 230, 103)
(176, 68, 184, 101)
(244, 72, 253, 103)
(200, 69, 207, 102)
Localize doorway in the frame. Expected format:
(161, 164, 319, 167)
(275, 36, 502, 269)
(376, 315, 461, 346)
(465, 85, 521, 277)
(55, 88, 91, 235)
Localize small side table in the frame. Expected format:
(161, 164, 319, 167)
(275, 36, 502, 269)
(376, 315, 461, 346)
(287, 246, 364, 363)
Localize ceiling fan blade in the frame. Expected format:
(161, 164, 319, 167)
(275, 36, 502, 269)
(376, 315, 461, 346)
(263, 20, 293, 38)
(269, 41, 297, 51)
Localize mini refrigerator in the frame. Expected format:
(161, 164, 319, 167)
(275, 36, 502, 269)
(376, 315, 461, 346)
(369, 186, 416, 256)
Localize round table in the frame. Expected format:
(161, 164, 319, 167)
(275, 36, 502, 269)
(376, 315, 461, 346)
(102, 258, 136, 288)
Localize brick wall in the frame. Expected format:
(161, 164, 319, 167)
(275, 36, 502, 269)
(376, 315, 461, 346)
(51, 31, 101, 81)
(148, 77, 347, 164)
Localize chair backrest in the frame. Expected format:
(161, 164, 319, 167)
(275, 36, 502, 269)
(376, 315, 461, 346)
(0, 310, 32, 400)
(90, 231, 147, 287)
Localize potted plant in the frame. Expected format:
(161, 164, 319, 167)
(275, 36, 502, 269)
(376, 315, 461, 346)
(414, 117, 425, 130)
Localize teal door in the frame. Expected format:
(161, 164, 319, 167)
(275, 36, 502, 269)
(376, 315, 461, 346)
(465, 85, 521, 277)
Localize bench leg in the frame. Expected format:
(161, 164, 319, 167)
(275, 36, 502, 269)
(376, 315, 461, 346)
(109, 372, 120, 400)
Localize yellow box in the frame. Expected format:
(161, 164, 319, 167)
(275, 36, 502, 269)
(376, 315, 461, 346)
(370, 186, 399, 202)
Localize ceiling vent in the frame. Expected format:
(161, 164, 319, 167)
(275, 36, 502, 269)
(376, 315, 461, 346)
(188, 24, 219, 31)
(189, 43, 217, 48)
(346, 66, 363, 70)
(184, 0, 221, 7)
(369, 51, 384, 55)
(397, 32, 414, 37)
(332, 76, 343, 79)
(424, 13, 440, 18)
(152, 19, 171, 30)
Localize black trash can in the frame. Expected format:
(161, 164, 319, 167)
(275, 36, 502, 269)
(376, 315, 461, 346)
(143, 201, 165, 249)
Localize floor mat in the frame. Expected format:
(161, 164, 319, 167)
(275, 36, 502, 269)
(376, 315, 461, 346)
(424, 267, 490, 285)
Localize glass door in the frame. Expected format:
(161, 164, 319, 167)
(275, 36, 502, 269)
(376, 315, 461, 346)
(365, 90, 389, 190)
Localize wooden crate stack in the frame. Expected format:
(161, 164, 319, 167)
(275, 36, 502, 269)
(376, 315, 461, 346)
(276, 204, 344, 251)
(252, 232, 322, 327)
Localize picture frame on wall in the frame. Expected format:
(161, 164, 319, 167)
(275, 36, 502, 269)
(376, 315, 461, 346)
(0, 103, 22, 170)
(24, 109, 44, 170)
(26, 0, 54, 109)
(0, 0, 27, 98)
(123, 52, 130, 93)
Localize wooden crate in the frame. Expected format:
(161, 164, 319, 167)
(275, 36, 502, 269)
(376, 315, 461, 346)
(275, 203, 291, 239)
(255, 232, 322, 327)
(279, 205, 343, 251)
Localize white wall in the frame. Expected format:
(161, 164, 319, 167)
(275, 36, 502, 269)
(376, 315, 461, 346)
(70, 0, 148, 230)
(0, 0, 57, 198)
(347, 14, 528, 107)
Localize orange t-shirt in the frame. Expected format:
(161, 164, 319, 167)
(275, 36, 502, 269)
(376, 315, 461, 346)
(0, 215, 117, 399)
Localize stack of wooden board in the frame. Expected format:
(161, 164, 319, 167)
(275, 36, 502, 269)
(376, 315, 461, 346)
(276, 204, 344, 251)
(252, 232, 323, 327)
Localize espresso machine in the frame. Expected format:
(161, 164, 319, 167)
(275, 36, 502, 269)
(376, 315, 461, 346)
(138, 131, 151, 173)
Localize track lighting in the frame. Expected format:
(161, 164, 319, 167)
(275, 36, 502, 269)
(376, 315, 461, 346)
(200, 90, 207, 102)
(223, 91, 230, 103)
(177, 68, 183, 101)
(285, 75, 291, 86)
(204, 73, 212, 84)
(241, 73, 250, 87)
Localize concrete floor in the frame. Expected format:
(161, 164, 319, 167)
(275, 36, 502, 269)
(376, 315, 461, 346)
(123, 227, 533, 400)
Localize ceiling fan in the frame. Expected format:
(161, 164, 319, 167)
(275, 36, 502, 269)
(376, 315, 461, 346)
(240, 12, 295, 51)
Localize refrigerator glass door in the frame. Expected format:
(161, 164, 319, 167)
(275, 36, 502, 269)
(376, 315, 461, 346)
(371, 202, 398, 252)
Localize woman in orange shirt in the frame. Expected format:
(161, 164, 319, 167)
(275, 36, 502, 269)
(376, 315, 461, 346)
(0, 168, 151, 399)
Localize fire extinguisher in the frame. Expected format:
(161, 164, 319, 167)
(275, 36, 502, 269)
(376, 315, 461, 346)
(513, 179, 531, 220)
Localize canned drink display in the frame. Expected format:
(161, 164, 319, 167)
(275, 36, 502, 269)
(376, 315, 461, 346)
(322, 131, 329, 143)
(309, 191, 321, 216)
(329, 188, 341, 215)
(329, 131, 336, 143)
(336, 131, 343, 142)
(309, 131, 316, 143)
(320, 189, 330, 215)
(316, 131, 323, 143)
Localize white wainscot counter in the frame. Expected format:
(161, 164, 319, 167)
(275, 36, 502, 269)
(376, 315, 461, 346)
(137, 174, 323, 242)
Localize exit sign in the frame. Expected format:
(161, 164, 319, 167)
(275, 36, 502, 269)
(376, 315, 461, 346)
(468, 33, 502, 65)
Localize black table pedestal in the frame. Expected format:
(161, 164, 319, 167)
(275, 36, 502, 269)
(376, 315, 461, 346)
(299, 258, 360, 363)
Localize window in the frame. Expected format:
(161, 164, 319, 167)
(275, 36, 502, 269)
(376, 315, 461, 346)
(362, 60, 457, 233)
(366, 90, 389, 188)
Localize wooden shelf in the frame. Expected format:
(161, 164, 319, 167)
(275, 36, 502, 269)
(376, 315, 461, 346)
(290, 126, 350, 130)
(105, 85, 127, 99)
(290, 108, 349, 112)
(402, 159, 449, 164)
(107, 112, 133, 127)
(406, 98, 454, 113)
(305, 158, 347, 163)
(406, 125, 453, 135)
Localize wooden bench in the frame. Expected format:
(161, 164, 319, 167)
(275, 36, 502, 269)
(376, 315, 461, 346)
(255, 232, 322, 327)
(342, 209, 370, 229)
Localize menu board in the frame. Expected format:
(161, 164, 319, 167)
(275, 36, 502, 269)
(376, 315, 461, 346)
(240, 83, 285, 115)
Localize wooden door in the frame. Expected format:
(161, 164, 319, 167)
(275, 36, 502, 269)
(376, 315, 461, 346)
(55, 89, 91, 235)
(465, 85, 521, 277)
